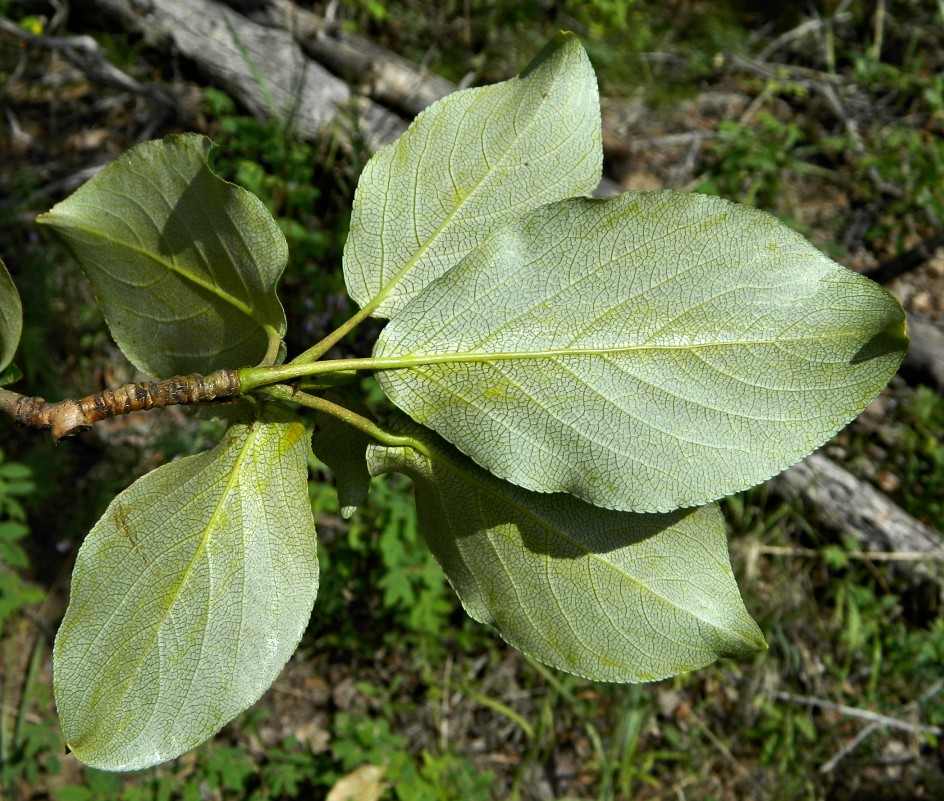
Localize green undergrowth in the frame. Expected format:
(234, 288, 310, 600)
(2, 2, 943, 799)
(334, 0, 751, 98)
(202, 87, 370, 358)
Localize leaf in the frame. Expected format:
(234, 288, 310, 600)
(374, 192, 908, 512)
(0, 256, 22, 375)
(53, 403, 318, 771)
(310, 392, 373, 519)
(343, 32, 602, 320)
(37, 134, 287, 378)
(326, 765, 387, 801)
(367, 422, 765, 682)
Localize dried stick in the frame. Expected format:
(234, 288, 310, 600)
(0, 370, 240, 442)
(819, 680, 944, 774)
(0, 15, 187, 117)
(755, 11, 853, 62)
(766, 689, 943, 737)
(771, 452, 944, 584)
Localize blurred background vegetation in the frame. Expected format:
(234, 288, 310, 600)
(1, 0, 943, 799)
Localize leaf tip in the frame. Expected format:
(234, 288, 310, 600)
(849, 300, 909, 366)
(520, 29, 588, 80)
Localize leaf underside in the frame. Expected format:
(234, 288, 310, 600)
(37, 134, 287, 378)
(53, 403, 318, 771)
(0, 256, 22, 375)
(343, 32, 603, 319)
(368, 421, 765, 682)
(310, 392, 374, 518)
(375, 192, 908, 512)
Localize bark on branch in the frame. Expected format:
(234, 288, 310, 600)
(771, 452, 944, 584)
(86, 0, 407, 149)
(0, 370, 240, 442)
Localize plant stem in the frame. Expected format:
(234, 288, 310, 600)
(289, 295, 379, 364)
(262, 384, 423, 452)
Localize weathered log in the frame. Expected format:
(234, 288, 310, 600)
(85, 0, 406, 149)
(901, 315, 944, 393)
(87, 0, 623, 192)
(256, 0, 457, 120)
(771, 452, 944, 583)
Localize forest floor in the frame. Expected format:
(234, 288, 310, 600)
(2, 2, 944, 800)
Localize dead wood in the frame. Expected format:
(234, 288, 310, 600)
(771, 452, 944, 584)
(900, 315, 944, 393)
(862, 232, 944, 286)
(255, 0, 457, 121)
(85, 0, 622, 193)
(85, 0, 406, 149)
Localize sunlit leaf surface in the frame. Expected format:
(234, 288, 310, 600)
(368, 422, 765, 682)
(53, 403, 317, 770)
(343, 32, 602, 319)
(375, 192, 908, 512)
(37, 134, 287, 377)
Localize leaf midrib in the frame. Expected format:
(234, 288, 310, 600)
(62, 222, 270, 329)
(374, 332, 872, 371)
(74, 424, 259, 758)
(366, 61, 584, 315)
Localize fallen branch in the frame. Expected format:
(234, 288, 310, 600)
(819, 680, 944, 774)
(765, 688, 942, 736)
(0, 15, 189, 119)
(86, 0, 623, 194)
(86, 0, 406, 149)
(258, 0, 457, 120)
(752, 544, 944, 563)
(770, 451, 944, 584)
(255, 0, 624, 195)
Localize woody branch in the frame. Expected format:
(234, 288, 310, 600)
(0, 369, 241, 443)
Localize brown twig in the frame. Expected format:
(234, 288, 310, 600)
(0, 370, 241, 442)
(860, 231, 944, 285)
(766, 688, 943, 736)
(0, 15, 189, 118)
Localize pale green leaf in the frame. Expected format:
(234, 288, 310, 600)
(37, 134, 287, 377)
(375, 192, 908, 512)
(367, 423, 765, 682)
(343, 32, 602, 319)
(310, 392, 373, 519)
(0, 256, 22, 374)
(53, 403, 317, 771)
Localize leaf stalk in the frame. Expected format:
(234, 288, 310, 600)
(262, 384, 423, 452)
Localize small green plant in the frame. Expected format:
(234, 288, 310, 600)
(696, 111, 823, 213)
(0, 33, 907, 772)
(0, 450, 42, 633)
